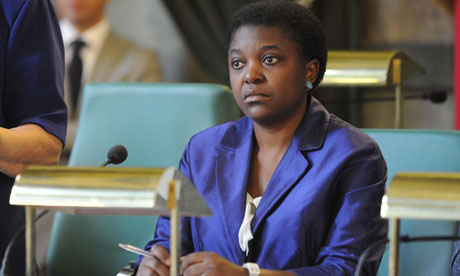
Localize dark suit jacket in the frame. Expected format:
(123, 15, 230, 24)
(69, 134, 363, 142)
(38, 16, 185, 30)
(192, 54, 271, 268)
(144, 96, 388, 275)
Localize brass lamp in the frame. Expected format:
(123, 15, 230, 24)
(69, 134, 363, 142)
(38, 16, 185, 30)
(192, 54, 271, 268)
(9, 166, 212, 276)
(321, 50, 425, 128)
(380, 172, 460, 276)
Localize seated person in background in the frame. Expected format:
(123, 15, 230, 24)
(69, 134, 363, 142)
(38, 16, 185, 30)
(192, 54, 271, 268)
(137, 1, 388, 275)
(53, 0, 162, 157)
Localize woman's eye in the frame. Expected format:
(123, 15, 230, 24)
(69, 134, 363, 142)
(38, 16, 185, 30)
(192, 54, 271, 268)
(263, 56, 279, 65)
(231, 60, 244, 70)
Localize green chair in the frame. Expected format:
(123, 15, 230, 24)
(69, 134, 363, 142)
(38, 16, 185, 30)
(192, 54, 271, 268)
(363, 129, 460, 276)
(46, 83, 240, 276)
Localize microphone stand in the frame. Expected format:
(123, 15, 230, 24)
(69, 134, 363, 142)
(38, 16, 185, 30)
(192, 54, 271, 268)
(0, 210, 48, 276)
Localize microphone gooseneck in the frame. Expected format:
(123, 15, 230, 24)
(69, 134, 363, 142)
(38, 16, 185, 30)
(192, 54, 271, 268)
(101, 145, 128, 167)
(322, 91, 448, 105)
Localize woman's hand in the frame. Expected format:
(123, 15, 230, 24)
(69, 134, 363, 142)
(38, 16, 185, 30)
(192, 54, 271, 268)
(137, 244, 171, 276)
(180, 252, 247, 276)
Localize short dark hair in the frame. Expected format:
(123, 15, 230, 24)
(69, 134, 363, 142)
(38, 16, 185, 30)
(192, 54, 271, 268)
(226, 0, 328, 88)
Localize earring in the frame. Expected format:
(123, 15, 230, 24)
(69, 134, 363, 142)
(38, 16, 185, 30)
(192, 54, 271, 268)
(306, 81, 313, 90)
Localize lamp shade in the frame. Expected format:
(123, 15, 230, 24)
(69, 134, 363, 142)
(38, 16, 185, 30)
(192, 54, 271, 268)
(9, 166, 212, 217)
(321, 50, 425, 87)
(381, 172, 460, 220)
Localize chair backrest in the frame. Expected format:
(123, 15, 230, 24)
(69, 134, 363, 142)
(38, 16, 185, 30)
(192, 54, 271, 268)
(363, 129, 460, 276)
(46, 83, 240, 276)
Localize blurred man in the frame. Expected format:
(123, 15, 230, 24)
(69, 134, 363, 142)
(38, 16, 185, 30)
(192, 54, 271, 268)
(54, 0, 162, 155)
(0, 0, 68, 274)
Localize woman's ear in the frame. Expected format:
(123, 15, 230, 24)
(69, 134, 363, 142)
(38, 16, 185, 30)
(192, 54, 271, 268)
(305, 59, 320, 87)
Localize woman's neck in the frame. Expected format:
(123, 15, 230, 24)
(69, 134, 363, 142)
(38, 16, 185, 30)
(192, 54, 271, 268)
(247, 108, 306, 197)
(252, 103, 307, 152)
(247, 98, 308, 197)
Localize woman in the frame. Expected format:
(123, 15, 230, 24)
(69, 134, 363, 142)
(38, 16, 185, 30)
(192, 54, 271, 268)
(138, 1, 387, 275)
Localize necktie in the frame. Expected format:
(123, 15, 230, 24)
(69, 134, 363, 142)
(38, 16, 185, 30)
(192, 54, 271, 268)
(68, 39, 86, 118)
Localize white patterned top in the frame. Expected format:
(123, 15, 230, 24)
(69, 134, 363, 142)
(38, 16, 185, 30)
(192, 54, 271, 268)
(238, 193, 262, 256)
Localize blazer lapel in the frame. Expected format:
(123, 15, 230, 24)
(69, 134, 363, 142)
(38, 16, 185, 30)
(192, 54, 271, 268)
(252, 95, 330, 234)
(251, 143, 310, 234)
(215, 117, 253, 263)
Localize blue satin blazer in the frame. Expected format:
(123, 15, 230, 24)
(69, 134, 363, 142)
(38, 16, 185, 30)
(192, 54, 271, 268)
(144, 97, 388, 275)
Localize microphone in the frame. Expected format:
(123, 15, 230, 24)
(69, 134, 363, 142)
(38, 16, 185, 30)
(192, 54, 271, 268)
(101, 145, 128, 167)
(420, 91, 447, 103)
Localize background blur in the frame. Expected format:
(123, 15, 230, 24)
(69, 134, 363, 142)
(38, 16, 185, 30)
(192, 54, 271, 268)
(105, 0, 454, 129)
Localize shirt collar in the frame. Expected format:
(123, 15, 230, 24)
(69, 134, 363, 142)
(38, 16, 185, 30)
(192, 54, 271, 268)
(291, 95, 330, 150)
(60, 17, 109, 51)
(220, 95, 330, 151)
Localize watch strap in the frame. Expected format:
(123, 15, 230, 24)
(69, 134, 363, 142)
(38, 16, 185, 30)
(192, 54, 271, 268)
(243, 262, 260, 276)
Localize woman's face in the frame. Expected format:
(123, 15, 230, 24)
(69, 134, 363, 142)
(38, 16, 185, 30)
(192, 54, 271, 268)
(228, 25, 317, 127)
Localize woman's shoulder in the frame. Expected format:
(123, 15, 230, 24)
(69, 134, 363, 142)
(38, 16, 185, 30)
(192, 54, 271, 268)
(314, 114, 387, 184)
(190, 121, 234, 143)
(187, 116, 251, 151)
(326, 114, 382, 155)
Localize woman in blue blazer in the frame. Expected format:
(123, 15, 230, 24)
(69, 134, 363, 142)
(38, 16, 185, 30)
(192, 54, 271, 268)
(137, 1, 388, 275)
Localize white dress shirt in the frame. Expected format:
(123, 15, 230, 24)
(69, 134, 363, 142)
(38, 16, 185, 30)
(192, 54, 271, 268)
(60, 18, 109, 83)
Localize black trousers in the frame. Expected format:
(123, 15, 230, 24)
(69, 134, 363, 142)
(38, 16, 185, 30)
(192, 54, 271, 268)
(0, 175, 25, 276)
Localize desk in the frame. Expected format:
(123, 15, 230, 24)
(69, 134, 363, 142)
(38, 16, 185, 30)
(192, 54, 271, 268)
(380, 172, 460, 276)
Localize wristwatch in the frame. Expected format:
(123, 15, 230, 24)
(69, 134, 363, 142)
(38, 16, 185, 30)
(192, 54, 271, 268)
(243, 262, 260, 276)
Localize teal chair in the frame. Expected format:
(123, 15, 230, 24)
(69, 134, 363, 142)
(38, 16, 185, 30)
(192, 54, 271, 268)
(46, 83, 240, 276)
(363, 129, 460, 276)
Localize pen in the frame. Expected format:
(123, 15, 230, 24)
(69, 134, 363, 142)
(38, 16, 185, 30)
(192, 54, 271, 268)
(118, 243, 155, 259)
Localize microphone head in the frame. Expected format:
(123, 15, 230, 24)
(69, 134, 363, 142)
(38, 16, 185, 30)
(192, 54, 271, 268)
(107, 145, 128, 165)
(428, 91, 447, 103)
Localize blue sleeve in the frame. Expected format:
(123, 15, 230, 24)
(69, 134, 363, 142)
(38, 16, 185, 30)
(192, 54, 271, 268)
(289, 145, 388, 275)
(1, 0, 67, 143)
